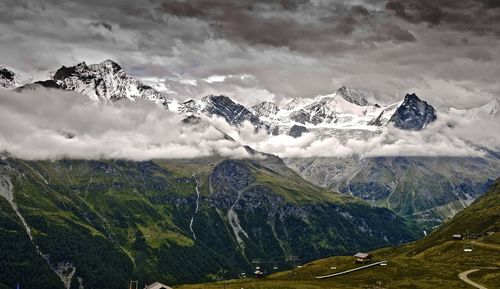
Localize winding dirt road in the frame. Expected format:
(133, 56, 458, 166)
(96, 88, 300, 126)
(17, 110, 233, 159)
(458, 269, 488, 289)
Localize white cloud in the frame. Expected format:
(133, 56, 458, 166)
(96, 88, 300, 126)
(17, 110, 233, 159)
(228, 109, 498, 159)
(0, 86, 498, 161)
(0, 88, 250, 160)
(204, 75, 227, 83)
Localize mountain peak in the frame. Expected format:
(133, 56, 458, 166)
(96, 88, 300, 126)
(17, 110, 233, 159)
(480, 97, 500, 117)
(98, 59, 122, 72)
(389, 93, 437, 130)
(404, 92, 420, 102)
(51, 60, 168, 107)
(76, 61, 87, 68)
(201, 95, 264, 127)
(335, 86, 371, 106)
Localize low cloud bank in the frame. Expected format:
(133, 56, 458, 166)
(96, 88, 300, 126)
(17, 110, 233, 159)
(0, 88, 498, 160)
(0, 88, 249, 160)
(229, 107, 499, 159)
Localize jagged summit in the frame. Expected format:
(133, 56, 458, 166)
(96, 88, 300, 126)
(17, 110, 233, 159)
(199, 95, 265, 127)
(336, 85, 371, 106)
(100, 59, 123, 71)
(4, 62, 448, 137)
(240, 87, 437, 136)
(51, 59, 169, 108)
(283, 87, 375, 125)
(389, 93, 437, 130)
(178, 95, 268, 130)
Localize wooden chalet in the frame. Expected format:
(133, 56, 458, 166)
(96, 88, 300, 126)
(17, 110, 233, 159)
(354, 252, 372, 263)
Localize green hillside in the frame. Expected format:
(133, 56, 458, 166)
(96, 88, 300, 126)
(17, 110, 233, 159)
(285, 156, 499, 230)
(179, 178, 500, 289)
(0, 156, 417, 289)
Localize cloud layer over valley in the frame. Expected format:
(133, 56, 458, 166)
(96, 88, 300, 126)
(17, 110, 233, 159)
(0, 88, 497, 160)
(0, 88, 248, 160)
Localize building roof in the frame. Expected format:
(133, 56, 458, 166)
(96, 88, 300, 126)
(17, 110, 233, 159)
(145, 282, 172, 289)
(354, 252, 371, 259)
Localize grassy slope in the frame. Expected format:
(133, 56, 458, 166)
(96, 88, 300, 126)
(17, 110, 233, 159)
(0, 157, 418, 288)
(178, 178, 500, 289)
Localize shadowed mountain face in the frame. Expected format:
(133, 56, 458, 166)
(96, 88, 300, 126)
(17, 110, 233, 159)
(0, 157, 417, 289)
(0, 67, 15, 88)
(389, 93, 437, 130)
(198, 95, 265, 128)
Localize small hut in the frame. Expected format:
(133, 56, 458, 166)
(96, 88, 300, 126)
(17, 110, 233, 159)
(354, 252, 372, 263)
(453, 234, 463, 240)
(144, 282, 172, 289)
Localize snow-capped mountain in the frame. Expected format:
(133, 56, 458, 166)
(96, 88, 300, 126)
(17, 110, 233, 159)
(482, 98, 500, 117)
(175, 85, 437, 139)
(0, 65, 53, 88)
(4, 60, 440, 139)
(179, 95, 268, 129)
(336, 85, 373, 106)
(446, 97, 500, 133)
(2, 60, 170, 108)
(455, 97, 500, 118)
(52, 60, 169, 108)
(247, 86, 436, 138)
(368, 101, 401, 126)
(264, 87, 380, 125)
(389, 93, 437, 130)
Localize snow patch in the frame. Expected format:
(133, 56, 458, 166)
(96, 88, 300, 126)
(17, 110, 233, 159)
(227, 189, 250, 249)
(189, 175, 201, 240)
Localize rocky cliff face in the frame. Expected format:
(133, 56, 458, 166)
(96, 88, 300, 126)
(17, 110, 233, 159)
(0, 67, 15, 88)
(52, 60, 169, 108)
(389, 93, 437, 130)
(252, 101, 279, 117)
(288, 125, 308, 137)
(180, 95, 268, 129)
(201, 95, 264, 127)
(336, 85, 372, 106)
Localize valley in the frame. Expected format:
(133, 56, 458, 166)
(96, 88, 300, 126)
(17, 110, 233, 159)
(2, 2, 499, 289)
(0, 156, 417, 289)
(178, 178, 500, 288)
(1, 60, 499, 289)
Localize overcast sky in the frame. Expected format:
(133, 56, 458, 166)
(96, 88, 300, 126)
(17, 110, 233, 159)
(1, 0, 499, 107)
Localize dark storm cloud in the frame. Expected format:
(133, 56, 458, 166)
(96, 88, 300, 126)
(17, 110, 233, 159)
(156, 0, 417, 53)
(0, 0, 499, 109)
(386, 0, 500, 35)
